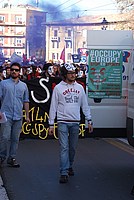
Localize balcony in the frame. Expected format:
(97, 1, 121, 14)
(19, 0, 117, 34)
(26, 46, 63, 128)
(16, 43, 24, 47)
(15, 21, 22, 24)
(51, 37, 59, 41)
(1, 43, 25, 49)
(64, 36, 72, 41)
(0, 22, 26, 27)
(0, 32, 25, 38)
(16, 31, 25, 36)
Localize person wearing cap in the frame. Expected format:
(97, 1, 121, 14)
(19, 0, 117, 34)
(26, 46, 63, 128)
(48, 63, 93, 184)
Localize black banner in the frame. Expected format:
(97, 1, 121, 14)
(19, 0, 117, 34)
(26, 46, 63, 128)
(21, 77, 86, 140)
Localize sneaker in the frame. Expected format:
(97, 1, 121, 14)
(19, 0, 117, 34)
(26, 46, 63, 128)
(68, 168, 74, 176)
(7, 158, 20, 168)
(0, 157, 5, 166)
(59, 175, 68, 184)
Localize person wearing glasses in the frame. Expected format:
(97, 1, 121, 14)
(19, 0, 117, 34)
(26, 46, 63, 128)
(0, 62, 30, 167)
(48, 63, 93, 184)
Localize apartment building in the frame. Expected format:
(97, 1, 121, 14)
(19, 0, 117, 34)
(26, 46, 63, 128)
(45, 13, 128, 63)
(0, 2, 128, 64)
(45, 18, 111, 63)
(46, 24, 92, 63)
(46, 25, 74, 63)
(0, 4, 46, 61)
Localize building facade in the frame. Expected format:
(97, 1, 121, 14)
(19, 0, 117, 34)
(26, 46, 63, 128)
(45, 13, 129, 64)
(0, 4, 46, 61)
(0, 3, 130, 64)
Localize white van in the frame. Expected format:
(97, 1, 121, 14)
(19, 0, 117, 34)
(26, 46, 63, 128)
(86, 30, 133, 137)
(127, 48, 134, 147)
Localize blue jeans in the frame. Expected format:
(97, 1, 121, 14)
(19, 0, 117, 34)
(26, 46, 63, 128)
(0, 118, 22, 159)
(58, 122, 79, 175)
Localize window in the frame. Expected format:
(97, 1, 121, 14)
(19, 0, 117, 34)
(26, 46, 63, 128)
(29, 16, 33, 24)
(0, 26, 4, 34)
(52, 53, 55, 59)
(15, 16, 22, 24)
(57, 42, 59, 48)
(33, 17, 37, 25)
(0, 16, 5, 22)
(52, 53, 58, 60)
(66, 41, 72, 48)
(52, 41, 59, 48)
(15, 50, 22, 56)
(68, 30, 71, 37)
(0, 48, 3, 56)
(15, 27, 23, 34)
(15, 39, 22, 46)
(0, 37, 4, 46)
(52, 42, 54, 48)
(67, 53, 72, 60)
(54, 30, 58, 37)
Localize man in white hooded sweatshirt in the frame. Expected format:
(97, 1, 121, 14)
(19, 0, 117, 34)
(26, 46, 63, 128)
(49, 63, 93, 184)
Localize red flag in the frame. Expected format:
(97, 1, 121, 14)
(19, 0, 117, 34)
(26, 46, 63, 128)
(60, 47, 65, 63)
(23, 53, 27, 62)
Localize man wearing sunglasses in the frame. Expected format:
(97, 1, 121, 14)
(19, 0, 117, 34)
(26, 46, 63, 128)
(0, 62, 30, 167)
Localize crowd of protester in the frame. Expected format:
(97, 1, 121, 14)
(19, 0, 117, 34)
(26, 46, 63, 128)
(0, 60, 88, 81)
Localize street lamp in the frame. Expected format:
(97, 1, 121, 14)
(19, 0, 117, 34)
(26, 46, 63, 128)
(101, 17, 108, 30)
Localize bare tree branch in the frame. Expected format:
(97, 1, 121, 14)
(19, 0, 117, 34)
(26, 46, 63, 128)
(114, 0, 134, 29)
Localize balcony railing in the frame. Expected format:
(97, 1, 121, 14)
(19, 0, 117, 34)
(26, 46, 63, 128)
(0, 22, 26, 26)
(51, 37, 59, 41)
(0, 33, 25, 37)
(15, 21, 22, 24)
(1, 43, 25, 48)
(64, 36, 72, 41)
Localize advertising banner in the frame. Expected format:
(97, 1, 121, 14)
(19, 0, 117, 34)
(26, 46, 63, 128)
(88, 49, 123, 99)
(72, 54, 81, 63)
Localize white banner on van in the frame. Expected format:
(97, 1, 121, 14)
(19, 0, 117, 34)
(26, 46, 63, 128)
(88, 49, 123, 99)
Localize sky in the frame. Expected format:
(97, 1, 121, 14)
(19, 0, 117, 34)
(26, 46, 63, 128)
(1, 0, 119, 20)
(50, 0, 119, 14)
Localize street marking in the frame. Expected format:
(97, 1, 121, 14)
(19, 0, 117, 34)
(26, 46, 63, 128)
(103, 138, 134, 156)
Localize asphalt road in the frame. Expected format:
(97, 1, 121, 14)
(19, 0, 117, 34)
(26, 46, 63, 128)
(0, 138, 134, 200)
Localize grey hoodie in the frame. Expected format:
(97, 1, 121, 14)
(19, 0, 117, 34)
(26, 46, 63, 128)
(49, 80, 92, 125)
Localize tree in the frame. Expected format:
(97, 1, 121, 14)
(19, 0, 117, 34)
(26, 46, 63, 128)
(115, 0, 134, 12)
(115, 0, 134, 30)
